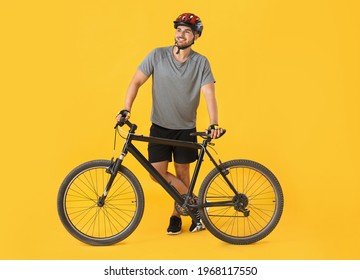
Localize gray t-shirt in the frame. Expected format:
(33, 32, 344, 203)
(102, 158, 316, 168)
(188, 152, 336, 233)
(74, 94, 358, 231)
(138, 46, 215, 129)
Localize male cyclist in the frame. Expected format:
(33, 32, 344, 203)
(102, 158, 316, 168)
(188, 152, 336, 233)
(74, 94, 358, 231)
(116, 13, 223, 234)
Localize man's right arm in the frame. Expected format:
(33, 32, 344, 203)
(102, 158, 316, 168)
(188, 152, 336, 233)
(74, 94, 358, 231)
(117, 70, 148, 122)
(124, 69, 149, 111)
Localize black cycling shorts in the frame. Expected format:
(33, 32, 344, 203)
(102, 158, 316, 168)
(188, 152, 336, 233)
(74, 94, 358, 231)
(148, 123, 198, 164)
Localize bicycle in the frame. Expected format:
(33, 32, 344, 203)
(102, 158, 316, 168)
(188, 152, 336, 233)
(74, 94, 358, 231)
(57, 119, 284, 245)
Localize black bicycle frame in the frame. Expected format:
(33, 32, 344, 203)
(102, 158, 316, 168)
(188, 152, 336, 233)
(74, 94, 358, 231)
(100, 121, 238, 216)
(125, 133, 206, 205)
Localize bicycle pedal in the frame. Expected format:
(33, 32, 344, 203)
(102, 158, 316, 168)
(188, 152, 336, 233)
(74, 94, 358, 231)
(197, 223, 206, 231)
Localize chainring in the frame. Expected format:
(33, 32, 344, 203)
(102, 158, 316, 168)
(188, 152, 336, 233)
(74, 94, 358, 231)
(175, 194, 198, 216)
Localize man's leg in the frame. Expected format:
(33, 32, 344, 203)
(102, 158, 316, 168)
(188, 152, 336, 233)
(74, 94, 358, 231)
(175, 162, 204, 232)
(174, 162, 190, 187)
(151, 161, 189, 217)
(173, 163, 191, 216)
(150, 161, 189, 234)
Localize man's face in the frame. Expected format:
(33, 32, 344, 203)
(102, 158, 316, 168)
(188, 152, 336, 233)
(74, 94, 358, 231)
(174, 25, 198, 48)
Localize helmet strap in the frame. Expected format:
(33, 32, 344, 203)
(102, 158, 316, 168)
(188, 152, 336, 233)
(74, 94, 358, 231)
(174, 38, 195, 54)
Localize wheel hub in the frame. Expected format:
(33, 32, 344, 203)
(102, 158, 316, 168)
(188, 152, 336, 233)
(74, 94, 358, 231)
(97, 197, 105, 207)
(233, 194, 250, 216)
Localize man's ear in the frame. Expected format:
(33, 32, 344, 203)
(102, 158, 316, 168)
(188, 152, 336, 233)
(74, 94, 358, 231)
(194, 33, 200, 41)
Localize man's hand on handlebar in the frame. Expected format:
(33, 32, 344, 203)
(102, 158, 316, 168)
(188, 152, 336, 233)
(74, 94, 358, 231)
(115, 109, 131, 128)
(115, 109, 131, 123)
(206, 124, 225, 139)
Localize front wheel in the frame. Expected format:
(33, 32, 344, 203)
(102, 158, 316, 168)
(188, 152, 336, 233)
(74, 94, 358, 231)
(198, 159, 283, 244)
(57, 160, 144, 245)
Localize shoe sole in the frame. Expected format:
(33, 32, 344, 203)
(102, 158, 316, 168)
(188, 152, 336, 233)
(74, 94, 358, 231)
(167, 231, 181, 235)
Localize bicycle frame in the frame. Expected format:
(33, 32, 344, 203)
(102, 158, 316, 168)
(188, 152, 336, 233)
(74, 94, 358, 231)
(100, 121, 238, 220)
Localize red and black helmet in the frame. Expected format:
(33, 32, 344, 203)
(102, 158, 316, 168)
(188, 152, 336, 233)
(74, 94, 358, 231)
(173, 13, 203, 37)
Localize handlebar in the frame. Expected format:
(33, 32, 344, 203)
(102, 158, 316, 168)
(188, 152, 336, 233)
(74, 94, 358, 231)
(115, 118, 226, 140)
(115, 117, 137, 133)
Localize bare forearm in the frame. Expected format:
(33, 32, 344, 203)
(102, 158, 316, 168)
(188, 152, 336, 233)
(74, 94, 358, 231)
(207, 97, 218, 125)
(124, 84, 139, 111)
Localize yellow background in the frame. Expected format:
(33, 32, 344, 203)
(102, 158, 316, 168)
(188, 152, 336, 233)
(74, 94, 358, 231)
(1, 0, 359, 260)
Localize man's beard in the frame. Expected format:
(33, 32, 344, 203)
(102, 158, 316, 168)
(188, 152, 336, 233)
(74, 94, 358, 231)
(174, 38, 194, 53)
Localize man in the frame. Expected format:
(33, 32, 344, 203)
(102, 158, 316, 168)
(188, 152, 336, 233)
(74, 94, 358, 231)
(116, 13, 223, 234)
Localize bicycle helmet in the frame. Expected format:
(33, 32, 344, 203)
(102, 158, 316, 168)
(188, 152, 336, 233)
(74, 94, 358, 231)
(173, 13, 203, 37)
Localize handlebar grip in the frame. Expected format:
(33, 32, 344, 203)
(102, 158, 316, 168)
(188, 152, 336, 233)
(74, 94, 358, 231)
(219, 129, 226, 137)
(114, 117, 127, 129)
(190, 129, 226, 139)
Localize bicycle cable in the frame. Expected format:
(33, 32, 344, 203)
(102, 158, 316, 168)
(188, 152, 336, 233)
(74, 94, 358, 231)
(111, 126, 127, 159)
(207, 144, 223, 165)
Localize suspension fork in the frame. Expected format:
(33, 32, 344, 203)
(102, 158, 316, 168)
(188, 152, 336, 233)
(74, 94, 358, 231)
(95, 158, 119, 206)
(97, 132, 132, 207)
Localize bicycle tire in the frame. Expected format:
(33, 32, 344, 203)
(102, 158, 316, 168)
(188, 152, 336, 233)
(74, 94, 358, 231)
(198, 159, 283, 245)
(57, 160, 144, 245)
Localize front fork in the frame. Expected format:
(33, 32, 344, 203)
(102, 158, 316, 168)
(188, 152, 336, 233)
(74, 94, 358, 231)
(97, 156, 123, 207)
(98, 127, 132, 207)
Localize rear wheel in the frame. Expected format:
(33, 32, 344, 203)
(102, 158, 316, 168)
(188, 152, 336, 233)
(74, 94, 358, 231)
(198, 159, 283, 244)
(57, 160, 144, 245)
